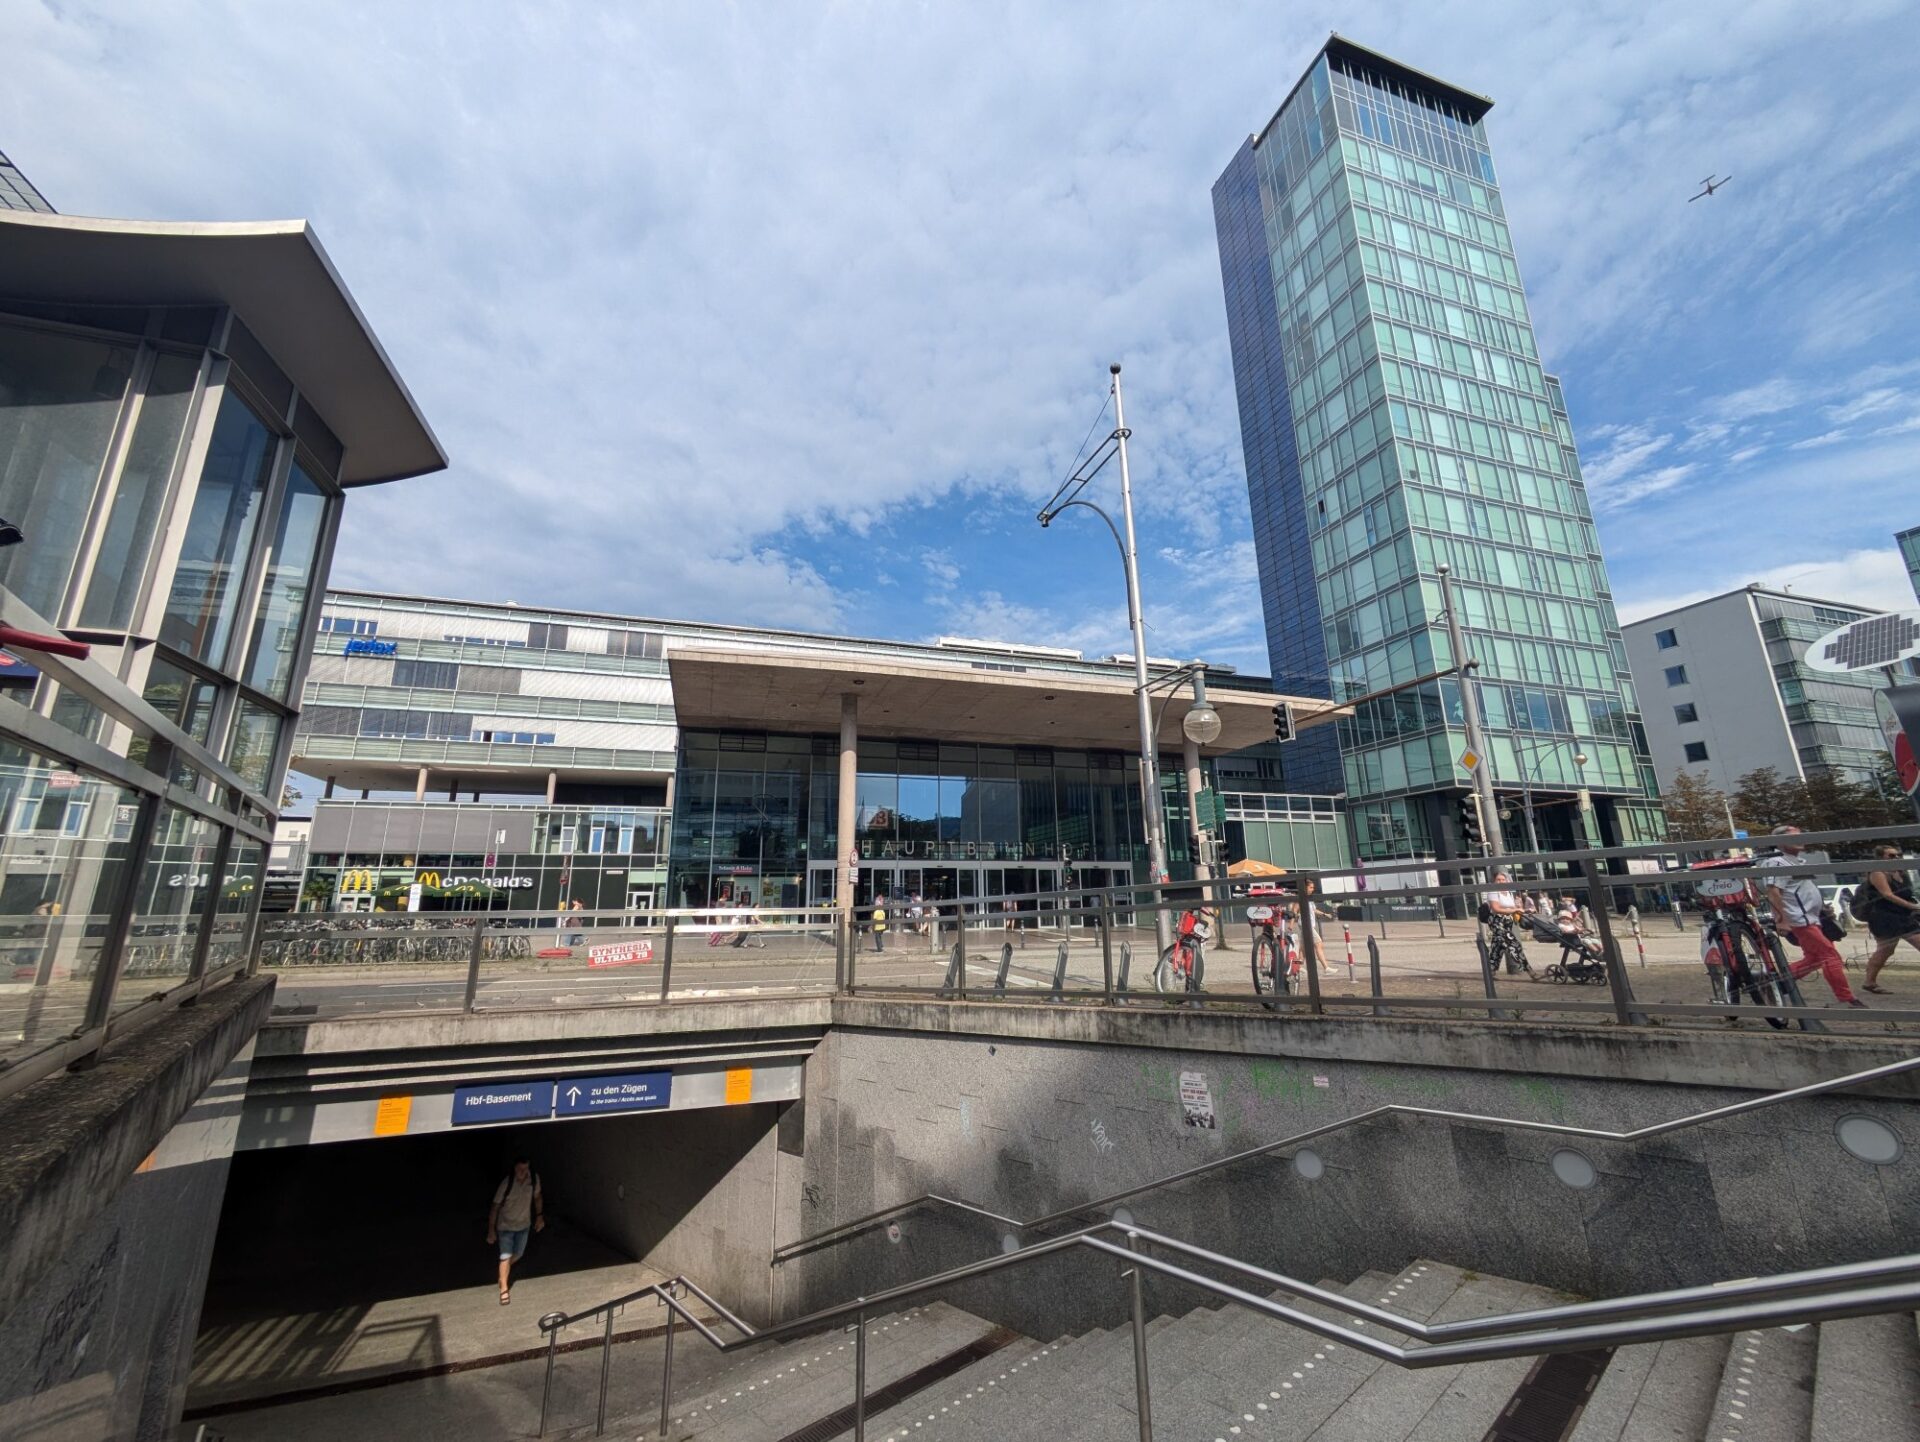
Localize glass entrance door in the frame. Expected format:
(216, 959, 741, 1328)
(627, 886, 656, 925)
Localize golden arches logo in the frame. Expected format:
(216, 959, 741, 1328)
(416, 871, 442, 889)
(339, 869, 377, 894)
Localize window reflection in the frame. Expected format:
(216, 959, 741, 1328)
(159, 390, 276, 666)
(244, 462, 330, 699)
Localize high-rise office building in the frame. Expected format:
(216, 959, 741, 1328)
(0, 148, 53, 213)
(1213, 35, 1663, 864)
(1898, 526, 1920, 605)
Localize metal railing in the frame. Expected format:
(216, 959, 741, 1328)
(534, 1216, 1920, 1440)
(250, 821, 1920, 1031)
(770, 1049, 1920, 1263)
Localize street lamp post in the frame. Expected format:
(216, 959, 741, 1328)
(1516, 738, 1588, 874)
(1039, 364, 1173, 955)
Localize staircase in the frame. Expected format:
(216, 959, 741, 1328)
(561, 1260, 1920, 1441)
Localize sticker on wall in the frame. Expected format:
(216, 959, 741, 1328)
(1178, 1071, 1217, 1130)
(724, 1068, 753, 1105)
(373, 1094, 413, 1137)
(1312, 1076, 1330, 1088)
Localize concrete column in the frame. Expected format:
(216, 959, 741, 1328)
(413, 767, 428, 801)
(448, 780, 458, 801)
(323, 775, 336, 799)
(1183, 736, 1211, 889)
(836, 694, 859, 914)
(546, 770, 558, 804)
(663, 773, 676, 811)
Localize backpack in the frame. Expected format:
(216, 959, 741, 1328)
(497, 1170, 540, 1209)
(1849, 882, 1881, 920)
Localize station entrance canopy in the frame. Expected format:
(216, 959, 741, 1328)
(666, 646, 1342, 753)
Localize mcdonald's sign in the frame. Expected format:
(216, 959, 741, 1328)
(416, 871, 442, 889)
(338, 869, 378, 894)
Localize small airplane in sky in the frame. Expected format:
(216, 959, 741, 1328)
(1688, 174, 1732, 202)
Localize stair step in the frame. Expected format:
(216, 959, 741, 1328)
(665, 1303, 999, 1439)
(1810, 1313, 1920, 1441)
(1288, 1270, 1566, 1442)
(860, 1335, 1048, 1438)
(1697, 1324, 1815, 1442)
(1565, 1333, 1732, 1442)
(1156, 1263, 1473, 1442)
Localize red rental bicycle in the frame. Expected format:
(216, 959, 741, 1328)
(1154, 907, 1210, 994)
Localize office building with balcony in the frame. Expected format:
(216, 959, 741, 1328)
(289, 591, 1351, 917)
(1622, 584, 1920, 792)
(1212, 36, 1663, 866)
(1899, 525, 1920, 605)
(0, 202, 442, 1431)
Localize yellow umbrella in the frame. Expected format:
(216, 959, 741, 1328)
(1226, 858, 1288, 878)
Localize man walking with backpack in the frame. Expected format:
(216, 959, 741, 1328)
(1761, 826, 1866, 1008)
(487, 1157, 545, 1304)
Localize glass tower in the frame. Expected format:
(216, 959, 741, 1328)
(1213, 36, 1663, 863)
(1898, 526, 1920, 605)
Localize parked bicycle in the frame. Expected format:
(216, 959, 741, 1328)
(1154, 907, 1210, 994)
(1691, 861, 1792, 1029)
(1246, 886, 1290, 998)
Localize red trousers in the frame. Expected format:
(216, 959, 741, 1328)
(1786, 925, 1856, 1003)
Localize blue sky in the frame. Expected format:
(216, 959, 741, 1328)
(7, 0, 1919, 676)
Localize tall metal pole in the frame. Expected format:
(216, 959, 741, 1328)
(1111, 365, 1173, 955)
(1435, 563, 1503, 859)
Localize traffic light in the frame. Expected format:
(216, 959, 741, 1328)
(1459, 794, 1484, 852)
(1272, 702, 1295, 742)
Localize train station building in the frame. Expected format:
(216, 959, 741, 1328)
(287, 590, 1353, 917)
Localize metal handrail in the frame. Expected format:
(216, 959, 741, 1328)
(771, 1051, 1920, 1262)
(533, 1214, 1920, 1439)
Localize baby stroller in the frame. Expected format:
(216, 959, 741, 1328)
(1522, 909, 1607, 983)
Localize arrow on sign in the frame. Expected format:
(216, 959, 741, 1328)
(566, 1085, 582, 1104)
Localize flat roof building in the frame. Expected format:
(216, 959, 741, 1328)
(289, 591, 1350, 916)
(1622, 584, 1920, 793)
(1213, 36, 1663, 865)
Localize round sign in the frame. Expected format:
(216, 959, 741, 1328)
(1805, 609, 1920, 674)
(1876, 688, 1920, 796)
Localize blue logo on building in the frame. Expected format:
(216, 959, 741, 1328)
(344, 638, 399, 657)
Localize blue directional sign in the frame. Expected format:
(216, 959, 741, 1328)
(452, 1081, 554, 1126)
(554, 1071, 672, 1116)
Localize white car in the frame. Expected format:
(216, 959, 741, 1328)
(1818, 885, 1854, 934)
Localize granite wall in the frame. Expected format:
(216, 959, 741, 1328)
(770, 1024, 1920, 1341)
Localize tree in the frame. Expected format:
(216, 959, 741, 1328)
(1661, 769, 1734, 842)
(1731, 767, 1809, 833)
(280, 780, 303, 811)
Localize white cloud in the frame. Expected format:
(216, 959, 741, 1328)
(1618, 547, 1919, 626)
(1826, 387, 1904, 424)
(1787, 429, 1850, 450)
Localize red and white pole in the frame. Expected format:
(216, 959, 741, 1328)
(1343, 922, 1355, 981)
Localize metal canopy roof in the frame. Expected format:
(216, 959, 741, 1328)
(0, 211, 446, 486)
(667, 646, 1345, 754)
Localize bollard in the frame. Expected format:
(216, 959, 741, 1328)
(658, 913, 676, 1003)
(1051, 940, 1069, 1000)
(1342, 921, 1355, 982)
(1436, 907, 1445, 939)
(1671, 899, 1685, 932)
(1627, 906, 1647, 969)
(1117, 940, 1132, 994)
(1474, 933, 1500, 1007)
(1367, 934, 1384, 1017)
(996, 941, 1014, 995)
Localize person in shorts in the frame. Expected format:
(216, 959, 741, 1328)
(1860, 846, 1920, 994)
(488, 1157, 544, 1303)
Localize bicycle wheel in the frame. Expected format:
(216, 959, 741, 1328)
(1153, 943, 1179, 994)
(1251, 935, 1278, 995)
(1727, 926, 1788, 1028)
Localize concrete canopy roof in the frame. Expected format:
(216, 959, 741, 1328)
(0, 211, 445, 486)
(667, 647, 1345, 754)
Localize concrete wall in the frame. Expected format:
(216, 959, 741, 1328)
(773, 1017, 1920, 1342)
(0, 978, 269, 1441)
(539, 1102, 787, 1326)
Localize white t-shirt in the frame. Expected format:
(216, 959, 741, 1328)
(1484, 890, 1520, 915)
(1759, 854, 1822, 927)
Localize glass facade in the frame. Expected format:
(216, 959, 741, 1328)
(0, 148, 53, 214)
(1215, 39, 1662, 861)
(1899, 526, 1920, 606)
(1759, 592, 1920, 781)
(0, 297, 352, 1077)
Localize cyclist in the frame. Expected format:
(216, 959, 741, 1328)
(1760, 826, 1865, 1008)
